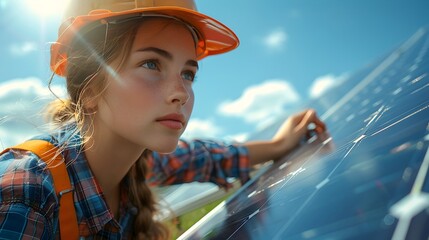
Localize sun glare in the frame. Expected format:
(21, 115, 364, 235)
(25, 0, 70, 18)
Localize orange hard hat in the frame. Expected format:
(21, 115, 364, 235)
(50, 0, 239, 76)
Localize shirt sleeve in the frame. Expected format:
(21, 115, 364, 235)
(0, 150, 58, 239)
(146, 139, 250, 189)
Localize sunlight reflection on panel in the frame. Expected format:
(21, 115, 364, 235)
(179, 27, 429, 240)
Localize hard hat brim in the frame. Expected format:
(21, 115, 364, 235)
(50, 6, 239, 76)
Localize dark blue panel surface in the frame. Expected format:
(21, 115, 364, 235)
(179, 27, 429, 240)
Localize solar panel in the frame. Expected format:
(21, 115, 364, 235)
(178, 27, 429, 240)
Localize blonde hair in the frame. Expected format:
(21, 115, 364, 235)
(46, 18, 170, 239)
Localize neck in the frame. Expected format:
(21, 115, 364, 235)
(83, 125, 145, 202)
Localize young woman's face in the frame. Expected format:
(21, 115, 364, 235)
(94, 18, 198, 153)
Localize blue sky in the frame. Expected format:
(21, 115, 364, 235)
(1, 0, 429, 148)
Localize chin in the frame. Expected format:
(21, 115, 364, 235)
(152, 147, 177, 154)
(148, 142, 179, 154)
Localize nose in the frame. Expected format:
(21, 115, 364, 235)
(168, 77, 190, 105)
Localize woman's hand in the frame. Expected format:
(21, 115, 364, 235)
(246, 109, 327, 166)
(272, 109, 326, 154)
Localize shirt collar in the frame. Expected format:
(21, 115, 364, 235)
(59, 125, 120, 234)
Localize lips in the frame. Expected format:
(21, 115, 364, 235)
(156, 113, 186, 130)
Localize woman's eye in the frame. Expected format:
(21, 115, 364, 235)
(182, 71, 196, 82)
(141, 60, 159, 70)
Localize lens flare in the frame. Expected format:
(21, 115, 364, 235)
(25, 0, 70, 17)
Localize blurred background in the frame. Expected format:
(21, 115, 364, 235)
(1, 0, 429, 147)
(1, 0, 429, 237)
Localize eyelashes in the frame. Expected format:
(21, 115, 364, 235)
(141, 59, 160, 71)
(181, 70, 196, 82)
(140, 59, 197, 82)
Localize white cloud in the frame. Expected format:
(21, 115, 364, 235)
(182, 119, 249, 142)
(181, 118, 223, 140)
(218, 80, 300, 128)
(225, 133, 249, 143)
(263, 29, 288, 50)
(0, 77, 65, 149)
(309, 74, 347, 98)
(10, 42, 37, 56)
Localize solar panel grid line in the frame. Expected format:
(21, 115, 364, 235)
(179, 27, 429, 240)
(177, 201, 227, 240)
(411, 141, 429, 194)
(369, 104, 429, 137)
(390, 193, 429, 240)
(222, 148, 316, 219)
(257, 139, 339, 238)
(364, 106, 385, 128)
(176, 164, 277, 240)
(180, 135, 347, 239)
(229, 133, 334, 202)
(272, 180, 322, 240)
(272, 136, 384, 239)
(320, 28, 426, 121)
(226, 220, 248, 240)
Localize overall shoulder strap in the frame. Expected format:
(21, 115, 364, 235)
(2, 140, 79, 239)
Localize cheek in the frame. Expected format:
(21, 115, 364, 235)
(100, 77, 160, 120)
(120, 72, 162, 101)
(185, 87, 195, 115)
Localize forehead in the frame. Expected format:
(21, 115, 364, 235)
(131, 18, 197, 52)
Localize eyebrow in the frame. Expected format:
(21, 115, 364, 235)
(136, 47, 199, 69)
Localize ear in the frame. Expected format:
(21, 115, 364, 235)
(81, 86, 100, 111)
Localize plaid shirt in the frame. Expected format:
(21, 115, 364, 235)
(0, 129, 250, 239)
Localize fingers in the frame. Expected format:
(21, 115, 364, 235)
(291, 109, 311, 124)
(311, 110, 326, 133)
(295, 110, 314, 135)
(294, 109, 326, 136)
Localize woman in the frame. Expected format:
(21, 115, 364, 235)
(0, 0, 326, 239)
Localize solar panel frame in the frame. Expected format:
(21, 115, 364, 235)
(178, 27, 429, 240)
